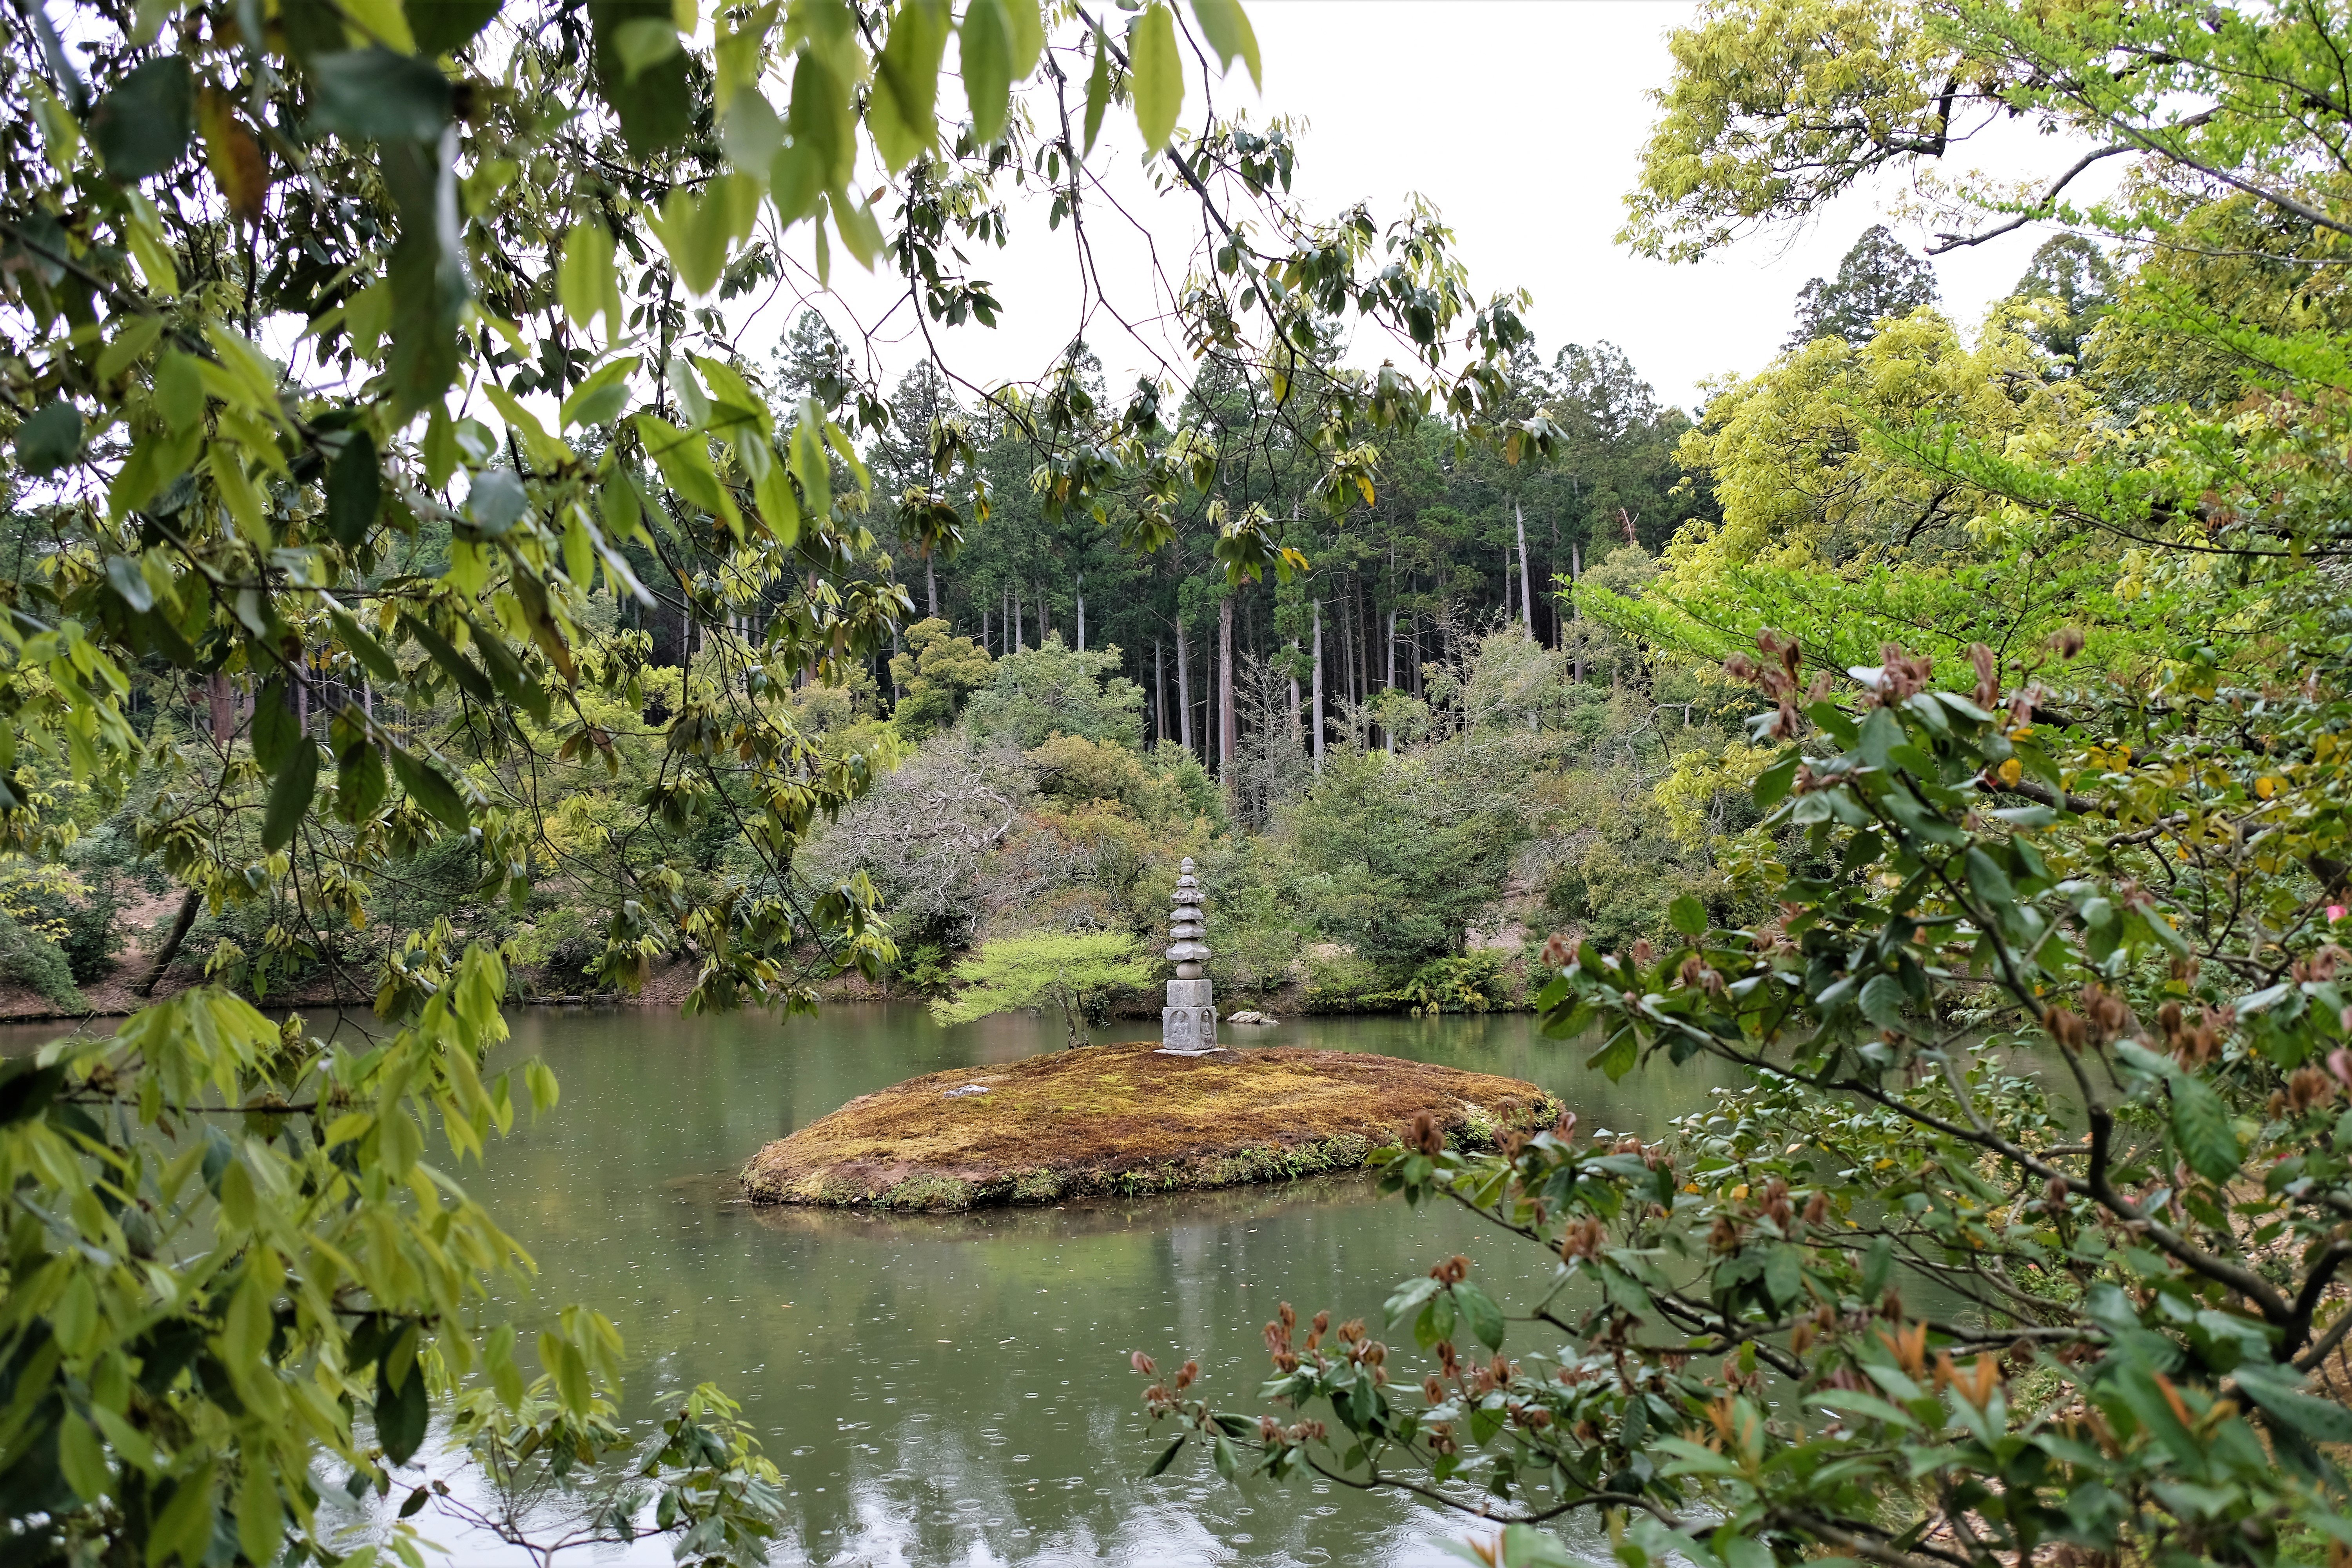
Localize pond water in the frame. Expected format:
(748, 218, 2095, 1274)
(5, 1004, 1735, 1566)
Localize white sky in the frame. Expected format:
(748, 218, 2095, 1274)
(740, 0, 2106, 417)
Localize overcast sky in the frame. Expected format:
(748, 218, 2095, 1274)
(742, 0, 2100, 417)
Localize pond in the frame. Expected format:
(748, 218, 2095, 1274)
(4, 1003, 1735, 1567)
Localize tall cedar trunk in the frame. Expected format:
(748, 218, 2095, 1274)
(1385, 608, 1397, 690)
(1310, 601, 1325, 772)
(1570, 541, 1584, 683)
(1039, 583, 1050, 643)
(982, 605, 990, 653)
(1218, 597, 1236, 785)
(926, 556, 938, 618)
(1076, 575, 1085, 651)
(206, 672, 235, 742)
(1288, 640, 1301, 743)
(1013, 583, 1024, 651)
(1175, 619, 1194, 755)
(1154, 636, 1166, 745)
(1517, 502, 1535, 628)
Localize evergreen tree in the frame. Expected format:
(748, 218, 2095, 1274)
(1785, 223, 1940, 346)
(2007, 232, 2119, 369)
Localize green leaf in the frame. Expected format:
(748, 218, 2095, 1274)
(374, 1355, 429, 1465)
(961, 0, 1014, 145)
(1144, 1434, 1185, 1476)
(382, 137, 469, 418)
(610, 15, 680, 79)
(17, 400, 83, 474)
(869, 0, 948, 172)
(1963, 846, 2015, 912)
(1082, 28, 1112, 154)
(786, 49, 855, 194)
(1753, 751, 1799, 808)
(148, 1462, 217, 1568)
(562, 356, 639, 431)
(252, 680, 301, 773)
(334, 726, 388, 823)
(1189, 0, 1260, 87)
(105, 554, 154, 612)
(1860, 1236, 1893, 1299)
(262, 739, 318, 851)
(88, 56, 194, 180)
(2169, 1069, 2242, 1184)
(1668, 894, 1706, 937)
(388, 743, 472, 829)
(1212, 1432, 1238, 1480)
(636, 414, 744, 535)
(57, 1416, 108, 1503)
(1858, 973, 1907, 1033)
(1129, 2, 1183, 152)
(408, 0, 500, 54)
(465, 469, 529, 533)
(558, 221, 624, 343)
(234, 1448, 282, 1568)
(2235, 1361, 2352, 1443)
(327, 428, 381, 546)
(309, 49, 453, 142)
(1453, 1279, 1506, 1351)
(329, 608, 402, 685)
(1586, 1026, 1636, 1081)
(592, 0, 694, 152)
(1499, 1523, 1577, 1568)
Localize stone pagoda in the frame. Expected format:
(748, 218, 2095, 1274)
(1158, 858, 1221, 1054)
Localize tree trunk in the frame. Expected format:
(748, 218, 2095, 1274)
(1154, 636, 1167, 746)
(982, 604, 991, 654)
(926, 556, 938, 619)
(1570, 541, 1584, 684)
(1517, 502, 1535, 628)
(1310, 601, 1325, 773)
(136, 888, 201, 997)
(1287, 639, 1301, 744)
(1013, 583, 1024, 651)
(1176, 619, 1194, 755)
(1218, 597, 1236, 786)
(1076, 574, 1085, 652)
(205, 672, 235, 742)
(1385, 608, 1397, 690)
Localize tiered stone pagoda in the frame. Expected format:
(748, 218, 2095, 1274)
(1158, 858, 1221, 1054)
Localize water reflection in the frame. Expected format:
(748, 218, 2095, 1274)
(0, 1003, 1731, 1565)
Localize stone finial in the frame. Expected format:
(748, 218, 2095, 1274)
(1158, 856, 1219, 1053)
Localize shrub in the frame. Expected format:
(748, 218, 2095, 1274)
(0, 908, 85, 1011)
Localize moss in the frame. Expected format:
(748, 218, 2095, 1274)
(740, 1041, 1561, 1212)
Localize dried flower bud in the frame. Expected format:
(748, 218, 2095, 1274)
(1131, 1352, 1156, 1376)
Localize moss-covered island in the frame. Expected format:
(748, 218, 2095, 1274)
(739, 1042, 1563, 1211)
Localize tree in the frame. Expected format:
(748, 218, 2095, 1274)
(1786, 224, 1940, 347)
(0, 0, 1544, 1556)
(965, 635, 1148, 750)
(929, 931, 1158, 1048)
(889, 617, 994, 739)
(2007, 233, 2118, 370)
(1152, 3, 2352, 1563)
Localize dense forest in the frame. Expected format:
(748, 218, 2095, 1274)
(10, 0, 2352, 1564)
(0, 220, 2091, 1022)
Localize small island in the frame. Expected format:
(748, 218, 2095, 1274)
(739, 1041, 1562, 1211)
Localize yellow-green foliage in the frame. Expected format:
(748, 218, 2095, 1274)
(1668, 307, 2090, 584)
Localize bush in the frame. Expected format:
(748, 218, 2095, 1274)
(0, 908, 85, 1011)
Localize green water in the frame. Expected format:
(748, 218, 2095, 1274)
(4, 1004, 1732, 1566)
